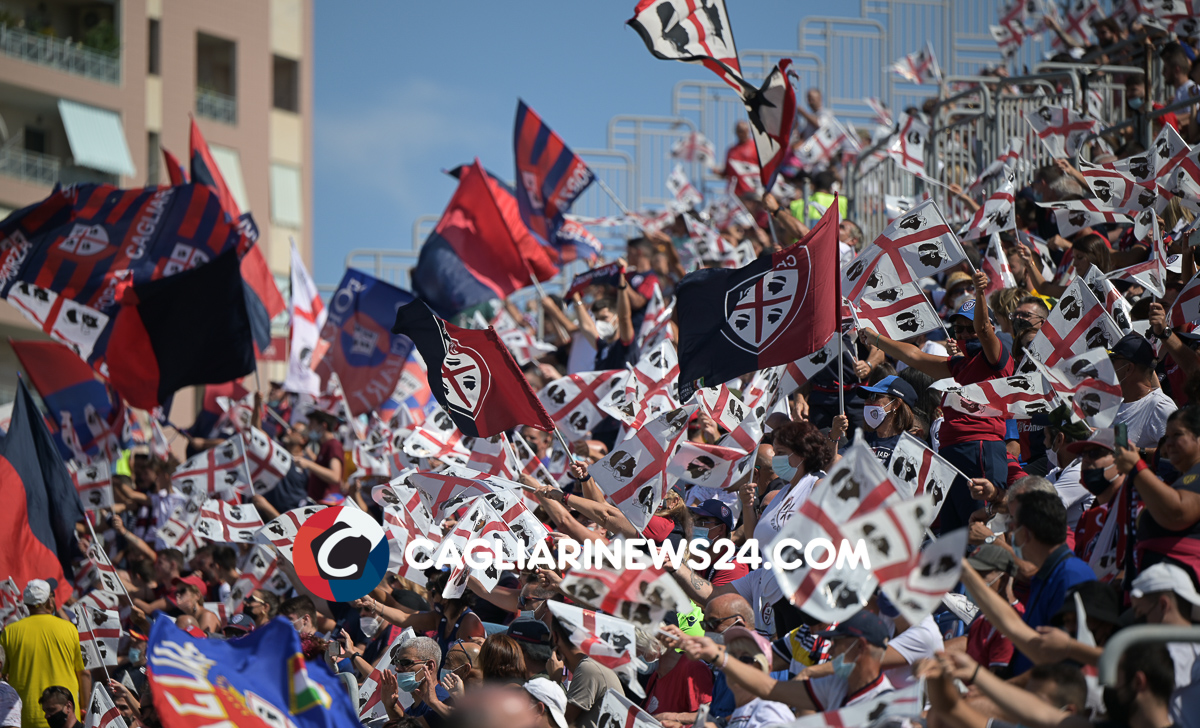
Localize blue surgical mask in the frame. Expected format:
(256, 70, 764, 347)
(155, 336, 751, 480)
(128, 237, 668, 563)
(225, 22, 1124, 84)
(1128, 97, 1145, 110)
(128, 648, 142, 664)
(439, 668, 455, 682)
(693, 527, 710, 545)
(395, 670, 423, 693)
(1012, 528, 1026, 561)
(772, 455, 798, 483)
(831, 649, 855, 679)
(1030, 188, 1044, 202)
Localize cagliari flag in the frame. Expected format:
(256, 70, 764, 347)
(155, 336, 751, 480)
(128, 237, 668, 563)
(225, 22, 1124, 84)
(83, 682, 127, 728)
(316, 269, 416, 416)
(676, 202, 841, 402)
(0, 380, 86, 604)
(513, 100, 596, 255)
(284, 239, 326, 396)
(147, 614, 360, 726)
(106, 248, 256, 409)
(628, 0, 743, 92)
(162, 146, 188, 185)
(392, 300, 555, 438)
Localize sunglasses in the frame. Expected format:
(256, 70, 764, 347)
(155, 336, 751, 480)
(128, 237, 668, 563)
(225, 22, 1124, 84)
(393, 658, 426, 669)
(518, 595, 546, 610)
(701, 615, 743, 632)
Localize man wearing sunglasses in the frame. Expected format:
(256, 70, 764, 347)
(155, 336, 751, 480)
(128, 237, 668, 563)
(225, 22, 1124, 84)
(242, 590, 278, 629)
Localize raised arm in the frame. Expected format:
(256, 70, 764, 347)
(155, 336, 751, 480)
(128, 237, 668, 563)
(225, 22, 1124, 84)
(1115, 445, 1200, 531)
(863, 328, 954, 380)
(941, 651, 1091, 728)
(1149, 303, 1200, 378)
(972, 271, 1004, 367)
(681, 635, 816, 713)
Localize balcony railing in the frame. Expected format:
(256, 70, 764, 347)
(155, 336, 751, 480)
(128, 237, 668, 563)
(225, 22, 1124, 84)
(0, 145, 61, 187)
(0, 23, 120, 85)
(196, 87, 237, 125)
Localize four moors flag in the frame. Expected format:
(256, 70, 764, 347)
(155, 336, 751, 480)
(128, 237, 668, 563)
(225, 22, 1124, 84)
(676, 202, 842, 402)
(392, 300, 555, 438)
(627, 0, 743, 92)
(737, 60, 797, 193)
(284, 239, 327, 396)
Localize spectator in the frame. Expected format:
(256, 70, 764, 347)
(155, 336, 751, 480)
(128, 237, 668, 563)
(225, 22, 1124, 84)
(0, 645, 21, 728)
(298, 409, 345, 503)
(507, 618, 558, 680)
(478, 635, 527, 685)
(1042, 405, 1094, 541)
(387, 635, 452, 728)
(958, 544, 1020, 675)
(521, 678, 568, 728)
(719, 627, 795, 728)
(548, 613, 625, 728)
(0, 580, 88, 728)
(37, 686, 78, 728)
(855, 375, 918, 464)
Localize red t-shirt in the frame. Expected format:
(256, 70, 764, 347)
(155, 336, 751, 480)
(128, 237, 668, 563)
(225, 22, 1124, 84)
(643, 515, 674, 543)
(939, 346, 1014, 446)
(966, 604, 1023, 669)
(644, 655, 713, 715)
(306, 439, 345, 501)
(708, 559, 750, 586)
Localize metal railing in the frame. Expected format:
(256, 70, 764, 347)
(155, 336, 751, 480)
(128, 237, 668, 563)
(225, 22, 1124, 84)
(0, 143, 60, 187)
(345, 249, 419, 291)
(196, 88, 237, 125)
(1097, 625, 1200, 686)
(0, 23, 120, 84)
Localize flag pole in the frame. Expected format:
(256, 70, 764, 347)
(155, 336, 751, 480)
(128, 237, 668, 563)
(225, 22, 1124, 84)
(84, 519, 138, 615)
(77, 604, 112, 683)
(552, 427, 578, 464)
(594, 176, 633, 217)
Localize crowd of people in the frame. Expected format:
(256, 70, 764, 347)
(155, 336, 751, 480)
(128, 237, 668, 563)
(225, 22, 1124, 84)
(3, 6, 1200, 728)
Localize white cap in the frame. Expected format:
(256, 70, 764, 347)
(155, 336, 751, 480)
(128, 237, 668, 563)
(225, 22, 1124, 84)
(523, 677, 568, 728)
(1130, 563, 1200, 620)
(22, 579, 52, 606)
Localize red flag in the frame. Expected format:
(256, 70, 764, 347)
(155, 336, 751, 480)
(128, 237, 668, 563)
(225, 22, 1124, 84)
(162, 146, 189, 185)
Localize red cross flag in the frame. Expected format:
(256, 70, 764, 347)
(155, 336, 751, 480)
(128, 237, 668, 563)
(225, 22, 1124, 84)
(1081, 266, 1135, 334)
(671, 131, 718, 168)
(637, 283, 675, 351)
(695, 385, 751, 434)
(466, 432, 521, 480)
(75, 604, 122, 669)
(1078, 161, 1157, 215)
(401, 411, 471, 463)
(1108, 218, 1169, 297)
(358, 628, 417, 722)
(172, 436, 251, 500)
(1034, 350, 1124, 428)
(225, 544, 292, 615)
(969, 137, 1025, 194)
(86, 542, 130, 601)
(242, 427, 293, 496)
(196, 499, 265, 543)
(155, 505, 203, 560)
(71, 459, 113, 512)
(539, 370, 624, 439)
(1151, 123, 1193, 181)
(546, 601, 646, 698)
(666, 440, 754, 494)
(884, 528, 970, 625)
(84, 683, 128, 728)
(591, 405, 697, 534)
(1039, 198, 1129, 237)
(624, 342, 682, 430)
(886, 432, 969, 521)
(891, 41, 942, 84)
(254, 505, 326, 562)
(945, 372, 1058, 420)
(477, 488, 550, 557)
(666, 164, 704, 212)
(1172, 272, 1200, 329)
(854, 282, 944, 340)
(1025, 278, 1124, 368)
(798, 119, 857, 169)
(786, 682, 924, 728)
(960, 179, 1017, 241)
(843, 199, 968, 303)
(627, 0, 743, 93)
(375, 480, 437, 586)
(0, 578, 28, 626)
(1056, 0, 1099, 47)
(888, 113, 929, 177)
(596, 689, 659, 728)
(990, 18, 1025, 58)
(500, 327, 557, 367)
(408, 467, 519, 520)
(1026, 104, 1098, 158)
(982, 235, 1019, 296)
(561, 563, 690, 629)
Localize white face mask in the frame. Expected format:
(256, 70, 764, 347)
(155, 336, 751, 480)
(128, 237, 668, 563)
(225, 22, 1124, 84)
(595, 319, 617, 340)
(1047, 449, 1059, 469)
(864, 404, 890, 430)
(360, 617, 381, 638)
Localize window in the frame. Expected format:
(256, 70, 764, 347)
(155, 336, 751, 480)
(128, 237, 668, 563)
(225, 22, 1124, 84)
(24, 128, 45, 154)
(147, 132, 161, 186)
(148, 19, 161, 75)
(273, 55, 299, 112)
(270, 163, 303, 227)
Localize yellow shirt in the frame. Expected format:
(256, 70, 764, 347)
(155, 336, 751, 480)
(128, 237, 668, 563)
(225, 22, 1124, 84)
(790, 192, 848, 227)
(0, 613, 85, 728)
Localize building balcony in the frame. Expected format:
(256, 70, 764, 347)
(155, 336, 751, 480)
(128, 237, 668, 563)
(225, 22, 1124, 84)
(0, 143, 60, 187)
(196, 87, 237, 125)
(0, 23, 119, 85)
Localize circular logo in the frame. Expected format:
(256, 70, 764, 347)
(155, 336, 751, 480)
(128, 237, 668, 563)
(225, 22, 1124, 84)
(293, 506, 389, 602)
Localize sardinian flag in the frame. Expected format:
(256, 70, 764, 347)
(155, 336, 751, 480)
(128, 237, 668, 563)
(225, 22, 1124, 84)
(1171, 272, 1200, 328)
(1039, 199, 1129, 237)
(627, 0, 743, 92)
(591, 405, 697, 533)
(671, 131, 717, 168)
(891, 41, 941, 84)
(284, 239, 327, 396)
(374, 479, 437, 584)
(1017, 230, 1057, 278)
(1026, 104, 1098, 158)
(84, 683, 128, 728)
(76, 604, 122, 668)
(799, 120, 857, 169)
(779, 334, 839, 398)
(666, 165, 703, 212)
(596, 690, 659, 728)
(741, 364, 785, 421)
(960, 179, 1017, 240)
(884, 194, 920, 223)
(510, 430, 560, 489)
(467, 433, 522, 480)
(196, 499, 265, 543)
(1038, 350, 1123, 428)
(695, 385, 752, 434)
(1078, 161, 1157, 214)
(546, 601, 646, 698)
(401, 410, 470, 462)
(540, 371, 625, 439)
(725, 157, 763, 196)
(149, 417, 171, 459)
(981, 235, 1018, 296)
(705, 194, 755, 231)
(969, 138, 1025, 194)
(171, 436, 251, 501)
(500, 327, 556, 367)
(888, 113, 929, 177)
(1151, 123, 1193, 181)
(393, 300, 555, 438)
(408, 467, 519, 519)
(666, 440, 753, 492)
(242, 426, 293, 496)
(989, 18, 1025, 58)
(854, 282, 944, 340)
(478, 488, 551, 557)
(86, 542, 130, 600)
(771, 444, 934, 623)
(225, 544, 291, 614)
(1108, 217, 1169, 297)
(683, 214, 734, 264)
(884, 528, 969, 625)
(886, 432, 970, 517)
(1056, 0, 1100, 47)
(254, 505, 326, 561)
(843, 199, 968, 303)
(0, 578, 28, 626)
(736, 60, 797, 192)
(638, 284, 675, 350)
(4, 282, 111, 363)
(215, 392, 256, 433)
(435, 498, 522, 597)
(620, 342, 682, 431)
(155, 505, 203, 559)
(787, 683, 924, 728)
(677, 204, 840, 402)
(561, 563, 690, 629)
(358, 629, 417, 722)
(71, 459, 113, 512)
(1164, 145, 1200, 202)
(1024, 278, 1124, 368)
(945, 372, 1058, 420)
(1083, 266, 1135, 333)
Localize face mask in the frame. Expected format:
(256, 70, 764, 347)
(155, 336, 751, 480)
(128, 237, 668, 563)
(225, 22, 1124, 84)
(395, 670, 423, 693)
(595, 319, 617, 340)
(439, 668, 457, 682)
(308, 430, 320, 443)
(46, 711, 69, 728)
(1128, 96, 1145, 110)
(1030, 188, 1044, 202)
(1047, 449, 1059, 469)
(360, 617, 381, 638)
(772, 455, 798, 483)
(957, 338, 983, 357)
(1103, 686, 1134, 724)
(128, 648, 143, 664)
(864, 404, 889, 430)
(692, 527, 710, 545)
(1012, 528, 1026, 562)
(1081, 466, 1116, 496)
(831, 649, 856, 680)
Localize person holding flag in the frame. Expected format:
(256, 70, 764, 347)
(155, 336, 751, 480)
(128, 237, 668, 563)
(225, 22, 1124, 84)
(861, 270, 1013, 533)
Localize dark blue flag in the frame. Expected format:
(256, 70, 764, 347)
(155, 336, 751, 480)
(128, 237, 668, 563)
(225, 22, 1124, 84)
(513, 100, 595, 256)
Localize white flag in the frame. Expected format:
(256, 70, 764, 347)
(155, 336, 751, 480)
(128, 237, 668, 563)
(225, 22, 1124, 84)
(284, 239, 327, 396)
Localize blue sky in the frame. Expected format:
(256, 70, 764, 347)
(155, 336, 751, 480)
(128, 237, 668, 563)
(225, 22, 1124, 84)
(310, 0, 825, 286)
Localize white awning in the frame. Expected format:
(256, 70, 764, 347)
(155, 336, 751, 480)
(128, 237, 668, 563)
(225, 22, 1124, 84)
(57, 99, 136, 178)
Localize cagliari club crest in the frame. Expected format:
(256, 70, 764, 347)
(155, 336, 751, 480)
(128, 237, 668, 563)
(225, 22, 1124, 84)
(436, 320, 490, 420)
(722, 269, 802, 352)
(58, 223, 110, 257)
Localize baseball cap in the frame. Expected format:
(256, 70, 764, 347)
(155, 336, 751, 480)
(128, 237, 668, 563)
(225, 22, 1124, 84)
(1063, 427, 1116, 456)
(858, 375, 918, 408)
(722, 625, 773, 659)
(1053, 580, 1121, 627)
(1131, 563, 1200, 620)
(523, 678, 568, 728)
(223, 613, 255, 635)
(816, 609, 890, 647)
(951, 298, 977, 323)
(168, 574, 207, 607)
(966, 544, 1016, 575)
(689, 499, 734, 533)
(508, 617, 552, 648)
(22, 578, 55, 605)
(1109, 332, 1156, 368)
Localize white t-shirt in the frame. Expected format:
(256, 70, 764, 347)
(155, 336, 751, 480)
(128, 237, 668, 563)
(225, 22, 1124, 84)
(897, 340, 947, 373)
(727, 698, 795, 728)
(753, 473, 821, 545)
(885, 615, 944, 688)
(0, 682, 20, 728)
(1049, 459, 1093, 530)
(566, 332, 597, 375)
(1115, 388, 1178, 448)
(1169, 641, 1200, 726)
(1173, 80, 1200, 107)
(731, 569, 784, 638)
(804, 671, 895, 711)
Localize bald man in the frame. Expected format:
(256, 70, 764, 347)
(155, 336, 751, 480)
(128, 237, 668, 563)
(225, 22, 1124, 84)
(445, 685, 540, 728)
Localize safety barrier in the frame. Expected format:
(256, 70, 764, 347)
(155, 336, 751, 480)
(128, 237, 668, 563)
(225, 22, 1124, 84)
(1097, 625, 1200, 686)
